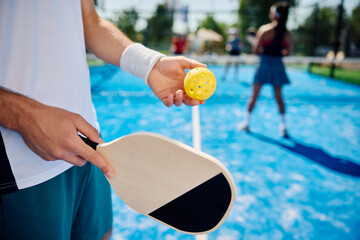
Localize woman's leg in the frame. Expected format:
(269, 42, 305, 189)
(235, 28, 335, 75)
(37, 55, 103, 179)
(273, 86, 285, 114)
(248, 83, 263, 113)
(273, 86, 288, 137)
(239, 83, 263, 130)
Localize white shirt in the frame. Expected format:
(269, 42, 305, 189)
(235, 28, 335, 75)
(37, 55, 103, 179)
(0, 0, 99, 190)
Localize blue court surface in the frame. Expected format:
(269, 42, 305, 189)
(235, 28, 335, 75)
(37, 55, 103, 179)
(90, 64, 360, 240)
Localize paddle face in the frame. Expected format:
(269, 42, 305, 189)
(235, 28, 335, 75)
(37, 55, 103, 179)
(82, 132, 235, 235)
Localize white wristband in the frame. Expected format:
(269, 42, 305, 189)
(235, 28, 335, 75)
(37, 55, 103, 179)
(120, 43, 166, 85)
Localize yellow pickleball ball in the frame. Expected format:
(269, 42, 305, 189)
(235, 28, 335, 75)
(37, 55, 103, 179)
(184, 67, 217, 100)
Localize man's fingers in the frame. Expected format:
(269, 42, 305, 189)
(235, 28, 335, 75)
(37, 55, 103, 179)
(174, 90, 183, 106)
(71, 114, 113, 175)
(163, 94, 174, 107)
(65, 155, 87, 167)
(74, 138, 115, 178)
(73, 114, 104, 144)
(180, 57, 207, 70)
(183, 94, 205, 106)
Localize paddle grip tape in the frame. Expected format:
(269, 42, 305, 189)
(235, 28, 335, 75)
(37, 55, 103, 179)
(79, 135, 98, 150)
(120, 43, 165, 85)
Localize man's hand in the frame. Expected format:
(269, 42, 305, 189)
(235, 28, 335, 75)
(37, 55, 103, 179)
(0, 88, 115, 178)
(20, 103, 115, 178)
(148, 56, 207, 107)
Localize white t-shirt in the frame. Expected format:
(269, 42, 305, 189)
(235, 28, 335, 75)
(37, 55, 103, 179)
(0, 0, 99, 191)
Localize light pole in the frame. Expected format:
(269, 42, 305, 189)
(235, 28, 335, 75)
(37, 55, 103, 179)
(330, 0, 344, 78)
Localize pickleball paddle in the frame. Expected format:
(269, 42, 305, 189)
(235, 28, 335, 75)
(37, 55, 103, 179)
(81, 132, 235, 235)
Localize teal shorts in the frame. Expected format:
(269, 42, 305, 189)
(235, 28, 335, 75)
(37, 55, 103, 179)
(0, 162, 113, 240)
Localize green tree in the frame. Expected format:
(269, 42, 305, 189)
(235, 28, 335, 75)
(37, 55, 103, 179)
(197, 14, 228, 54)
(198, 14, 227, 40)
(350, 3, 360, 47)
(294, 6, 337, 55)
(112, 8, 139, 41)
(144, 4, 173, 47)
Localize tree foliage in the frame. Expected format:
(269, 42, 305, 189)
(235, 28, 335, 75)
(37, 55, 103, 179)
(198, 14, 227, 40)
(350, 3, 360, 47)
(294, 6, 337, 55)
(144, 4, 173, 45)
(112, 8, 139, 41)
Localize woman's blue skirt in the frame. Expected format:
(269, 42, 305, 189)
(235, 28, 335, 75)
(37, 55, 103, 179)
(253, 55, 290, 86)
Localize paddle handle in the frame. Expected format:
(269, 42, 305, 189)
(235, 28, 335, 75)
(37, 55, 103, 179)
(79, 135, 99, 150)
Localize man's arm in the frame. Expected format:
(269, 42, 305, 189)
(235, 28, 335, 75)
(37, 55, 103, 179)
(0, 87, 115, 178)
(81, 0, 207, 107)
(81, 0, 132, 66)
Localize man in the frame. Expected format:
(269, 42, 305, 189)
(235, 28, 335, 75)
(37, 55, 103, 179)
(222, 28, 243, 81)
(0, 0, 206, 239)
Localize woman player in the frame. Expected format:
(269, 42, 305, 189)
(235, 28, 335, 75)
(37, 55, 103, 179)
(239, 1, 292, 138)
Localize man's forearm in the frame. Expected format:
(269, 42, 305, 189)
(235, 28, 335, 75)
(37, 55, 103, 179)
(0, 87, 37, 133)
(81, 0, 133, 66)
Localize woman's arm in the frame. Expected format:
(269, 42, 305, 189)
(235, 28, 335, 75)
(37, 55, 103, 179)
(282, 31, 293, 56)
(252, 26, 267, 55)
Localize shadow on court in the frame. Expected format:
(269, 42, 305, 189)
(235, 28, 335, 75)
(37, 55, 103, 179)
(248, 131, 360, 178)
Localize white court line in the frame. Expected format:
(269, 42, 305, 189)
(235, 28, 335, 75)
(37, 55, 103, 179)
(192, 105, 208, 240)
(192, 105, 201, 151)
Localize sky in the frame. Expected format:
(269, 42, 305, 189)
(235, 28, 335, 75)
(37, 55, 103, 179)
(97, 0, 359, 32)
